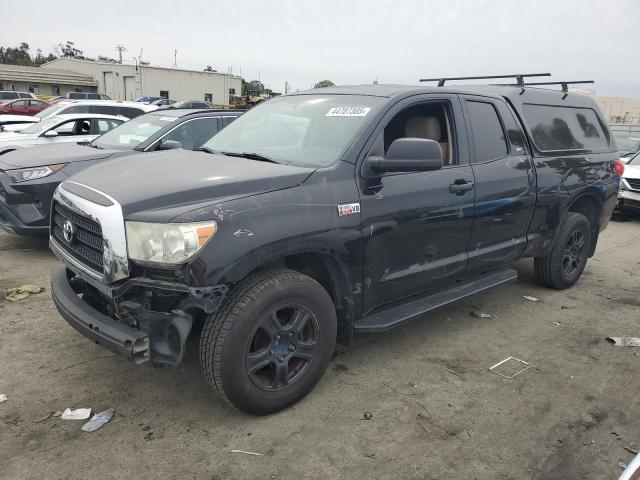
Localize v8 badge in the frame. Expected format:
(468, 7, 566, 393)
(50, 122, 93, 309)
(338, 203, 361, 217)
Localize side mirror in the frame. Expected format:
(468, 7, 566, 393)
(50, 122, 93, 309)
(365, 138, 443, 174)
(43, 130, 58, 138)
(158, 139, 182, 151)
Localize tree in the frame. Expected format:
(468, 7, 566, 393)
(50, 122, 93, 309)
(0, 43, 33, 65)
(59, 41, 83, 59)
(203, 65, 217, 72)
(314, 80, 335, 89)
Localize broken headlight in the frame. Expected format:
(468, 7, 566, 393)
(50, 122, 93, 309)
(125, 221, 217, 266)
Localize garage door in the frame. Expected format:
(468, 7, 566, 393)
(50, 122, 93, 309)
(124, 76, 135, 101)
(104, 72, 114, 99)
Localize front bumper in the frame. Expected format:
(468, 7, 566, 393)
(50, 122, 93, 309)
(618, 188, 640, 211)
(51, 265, 151, 364)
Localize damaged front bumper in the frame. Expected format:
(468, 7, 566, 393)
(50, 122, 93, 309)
(50, 265, 227, 367)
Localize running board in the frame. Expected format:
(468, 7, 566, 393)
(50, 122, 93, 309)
(354, 268, 517, 333)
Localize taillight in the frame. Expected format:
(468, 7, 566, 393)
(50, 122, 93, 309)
(614, 159, 625, 177)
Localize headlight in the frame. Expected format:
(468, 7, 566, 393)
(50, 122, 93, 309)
(126, 221, 217, 266)
(8, 164, 65, 183)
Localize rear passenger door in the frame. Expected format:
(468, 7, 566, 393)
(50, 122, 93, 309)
(462, 96, 536, 274)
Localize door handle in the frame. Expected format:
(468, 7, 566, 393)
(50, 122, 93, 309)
(449, 180, 474, 195)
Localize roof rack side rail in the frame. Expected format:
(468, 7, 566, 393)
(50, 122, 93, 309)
(498, 80, 596, 93)
(419, 73, 551, 87)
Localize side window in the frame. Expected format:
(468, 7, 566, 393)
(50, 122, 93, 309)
(30, 100, 45, 107)
(87, 93, 100, 100)
(220, 116, 236, 129)
(121, 107, 143, 118)
(466, 101, 508, 163)
(92, 105, 118, 116)
(64, 104, 91, 114)
(96, 119, 114, 134)
(52, 120, 79, 136)
(381, 101, 456, 166)
(162, 118, 219, 150)
(13, 100, 28, 107)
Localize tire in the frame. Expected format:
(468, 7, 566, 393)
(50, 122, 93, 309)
(199, 269, 337, 415)
(534, 212, 592, 290)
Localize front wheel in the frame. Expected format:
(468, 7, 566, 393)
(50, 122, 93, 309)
(199, 270, 337, 415)
(534, 212, 592, 290)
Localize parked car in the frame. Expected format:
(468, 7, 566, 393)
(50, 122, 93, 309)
(1, 100, 157, 132)
(150, 98, 175, 107)
(0, 113, 125, 155)
(0, 115, 40, 132)
(0, 98, 50, 116)
(47, 84, 620, 415)
(46, 96, 67, 105)
(135, 96, 162, 104)
(0, 108, 241, 235)
(169, 100, 213, 109)
(617, 151, 640, 214)
(0, 91, 36, 100)
(66, 92, 111, 100)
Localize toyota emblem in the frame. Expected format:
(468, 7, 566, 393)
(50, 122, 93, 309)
(62, 220, 76, 244)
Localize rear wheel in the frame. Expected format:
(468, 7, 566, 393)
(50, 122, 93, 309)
(199, 269, 337, 415)
(534, 212, 592, 290)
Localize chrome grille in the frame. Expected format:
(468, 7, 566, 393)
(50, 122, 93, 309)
(626, 178, 640, 191)
(52, 202, 104, 273)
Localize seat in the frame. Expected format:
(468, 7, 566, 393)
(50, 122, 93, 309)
(405, 116, 450, 165)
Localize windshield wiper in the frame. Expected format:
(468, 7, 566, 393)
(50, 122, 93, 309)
(195, 146, 219, 154)
(221, 151, 280, 164)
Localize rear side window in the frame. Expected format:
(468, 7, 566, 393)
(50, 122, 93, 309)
(467, 100, 508, 163)
(523, 104, 609, 152)
(121, 107, 143, 118)
(91, 105, 118, 116)
(63, 104, 91, 114)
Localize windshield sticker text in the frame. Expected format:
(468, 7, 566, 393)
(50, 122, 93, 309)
(326, 107, 371, 117)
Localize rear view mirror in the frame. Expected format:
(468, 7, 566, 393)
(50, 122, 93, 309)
(158, 140, 182, 151)
(43, 130, 58, 138)
(366, 138, 443, 174)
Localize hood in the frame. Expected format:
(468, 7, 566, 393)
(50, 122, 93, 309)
(0, 143, 119, 169)
(0, 131, 29, 142)
(66, 150, 315, 220)
(623, 163, 640, 180)
(0, 114, 39, 124)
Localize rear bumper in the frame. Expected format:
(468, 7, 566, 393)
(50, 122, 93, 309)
(50, 265, 151, 364)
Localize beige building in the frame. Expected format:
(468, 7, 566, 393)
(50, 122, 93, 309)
(42, 58, 242, 106)
(570, 88, 640, 125)
(0, 63, 97, 97)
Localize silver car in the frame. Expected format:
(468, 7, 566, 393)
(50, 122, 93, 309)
(0, 114, 125, 155)
(618, 151, 640, 214)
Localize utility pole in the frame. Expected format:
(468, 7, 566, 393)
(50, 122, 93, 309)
(173, 49, 177, 68)
(115, 45, 126, 64)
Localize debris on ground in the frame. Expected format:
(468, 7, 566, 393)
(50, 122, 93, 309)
(4, 285, 45, 302)
(408, 381, 417, 388)
(607, 337, 640, 347)
(489, 356, 532, 379)
(230, 450, 264, 456)
(52, 410, 62, 417)
(471, 311, 496, 319)
(522, 295, 539, 302)
(552, 321, 561, 326)
(0, 394, 7, 403)
(619, 462, 628, 469)
(626, 444, 640, 454)
(363, 412, 373, 420)
(60, 408, 91, 420)
(33, 412, 53, 423)
(82, 408, 115, 432)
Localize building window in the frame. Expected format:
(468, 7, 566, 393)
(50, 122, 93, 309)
(51, 85, 60, 96)
(74, 87, 82, 92)
(229, 88, 236, 95)
(28, 84, 39, 94)
(204, 93, 212, 102)
(0, 82, 3, 90)
(160, 90, 169, 99)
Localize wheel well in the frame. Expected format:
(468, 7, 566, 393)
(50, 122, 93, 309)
(252, 253, 353, 346)
(567, 195, 601, 257)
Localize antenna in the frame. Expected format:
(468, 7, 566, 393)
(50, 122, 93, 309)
(420, 73, 551, 87)
(173, 48, 177, 68)
(115, 44, 126, 64)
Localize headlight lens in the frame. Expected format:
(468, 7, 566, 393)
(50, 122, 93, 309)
(8, 163, 65, 183)
(125, 221, 217, 266)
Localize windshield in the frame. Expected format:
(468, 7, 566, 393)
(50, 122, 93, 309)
(19, 116, 60, 134)
(202, 95, 384, 167)
(92, 114, 173, 150)
(628, 151, 640, 165)
(612, 131, 640, 154)
(35, 103, 67, 119)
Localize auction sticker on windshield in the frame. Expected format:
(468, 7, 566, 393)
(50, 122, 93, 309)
(326, 107, 371, 117)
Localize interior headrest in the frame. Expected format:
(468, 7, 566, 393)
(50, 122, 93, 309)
(405, 117, 441, 141)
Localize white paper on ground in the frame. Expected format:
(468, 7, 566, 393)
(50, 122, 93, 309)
(61, 408, 91, 420)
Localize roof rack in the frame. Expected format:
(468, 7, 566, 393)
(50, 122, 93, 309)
(495, 80, 595, 92)
(419, 73, 551, 87)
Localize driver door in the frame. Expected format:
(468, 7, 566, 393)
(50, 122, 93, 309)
(358, 95, 475, 313)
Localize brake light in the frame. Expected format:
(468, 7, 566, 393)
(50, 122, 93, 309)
(614, 159, 625, 177)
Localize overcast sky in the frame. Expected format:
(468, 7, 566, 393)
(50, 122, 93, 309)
(2, 0, 638, 97)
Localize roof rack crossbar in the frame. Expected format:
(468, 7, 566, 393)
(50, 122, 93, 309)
(500, 80, 595, 92)
(419, 73, 551, 87)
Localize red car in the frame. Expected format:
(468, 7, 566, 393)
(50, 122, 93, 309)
(0, 98, 51, 116)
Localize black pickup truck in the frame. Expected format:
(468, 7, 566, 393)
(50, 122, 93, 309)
(49, 84, 621, 415)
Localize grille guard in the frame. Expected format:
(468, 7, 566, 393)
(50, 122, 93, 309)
(51, 181, 129, 283)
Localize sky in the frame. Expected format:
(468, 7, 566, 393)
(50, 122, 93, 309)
(1, 0, 639, 97)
